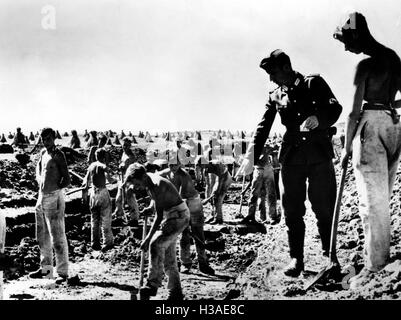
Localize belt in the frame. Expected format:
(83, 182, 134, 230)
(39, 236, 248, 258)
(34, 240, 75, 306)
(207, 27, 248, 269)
(164, 201, 188, 219)
(362, 102, 400, 124)
(362, 102, 392, 111)
(91, 186, 106, 192)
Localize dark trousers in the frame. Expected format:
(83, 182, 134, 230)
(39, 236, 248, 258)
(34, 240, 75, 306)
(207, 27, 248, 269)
(280, 160, 336, 260)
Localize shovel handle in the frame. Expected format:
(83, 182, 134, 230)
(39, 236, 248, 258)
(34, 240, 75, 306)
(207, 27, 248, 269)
(329, 155, 349, 260)
(239, 175, 246, 215)
(139, 216, 148, 287)
(69, 170, 84, 181)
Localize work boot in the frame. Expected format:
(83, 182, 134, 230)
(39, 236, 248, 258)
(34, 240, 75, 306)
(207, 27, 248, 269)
(167, 288, 184, 301)
(181, 264, 191, 274)
(91, 243, 101, 251)
(101, 243, 114, 252)
(55, 275, 68, 285)
(29, 268, 48, 279)
(139, 285, 158, 300)
(349, 268, 375, 290)
(199, 263, 215, 275)
(283, 258, 304, 277)
(240, 215, 256, 224)
(264, 216, 281, 225)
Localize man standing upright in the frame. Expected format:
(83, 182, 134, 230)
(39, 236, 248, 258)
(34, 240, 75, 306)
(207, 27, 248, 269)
(334, 12, 401, 289)
(237, 50, 342, 277)
(82, 148, 116, 252)
(241, 142, 280, 224)
(29, 128, 71, 284)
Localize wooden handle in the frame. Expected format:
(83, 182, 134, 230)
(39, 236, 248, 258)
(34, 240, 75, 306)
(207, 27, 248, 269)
(139, 216, 148, 287)
(239, 175, 246, 215)
(329, 156, 349, 261)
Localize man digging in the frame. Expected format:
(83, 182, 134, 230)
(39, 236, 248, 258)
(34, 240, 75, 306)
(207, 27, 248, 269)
(158, 158, 215, 276)
(123, 163, 189, 300)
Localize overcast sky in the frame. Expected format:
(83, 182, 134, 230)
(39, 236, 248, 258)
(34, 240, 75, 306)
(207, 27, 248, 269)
(0, 0, 400, 135)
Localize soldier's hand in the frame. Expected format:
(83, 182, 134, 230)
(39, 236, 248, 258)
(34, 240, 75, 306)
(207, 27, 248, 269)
(235, 158, 253, 178)
(301, 115, 319, 131)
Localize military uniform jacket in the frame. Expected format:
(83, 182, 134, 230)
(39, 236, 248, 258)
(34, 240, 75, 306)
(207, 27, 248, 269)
(252, 72, 342, 165)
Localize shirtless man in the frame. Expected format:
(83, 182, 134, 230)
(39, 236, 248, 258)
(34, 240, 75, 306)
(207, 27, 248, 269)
(334, 12, 401, 289)
(159, 162, 215, 275)
(123, 163, 189, 300)
(113, 138, 140, 226)
(82, 148, 116, 252)
(240, 143, 280, 224)
(29, 128, 71, 284)
(196, 157, 232, 224)
(87, 134, 109, 165)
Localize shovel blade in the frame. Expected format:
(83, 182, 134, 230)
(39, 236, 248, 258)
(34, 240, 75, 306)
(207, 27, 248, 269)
(304, 262, 342, 291)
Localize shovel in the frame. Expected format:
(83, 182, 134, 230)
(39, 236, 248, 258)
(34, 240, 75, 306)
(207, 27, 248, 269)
(238, 175, 246, 216)
(0, 212, 6, 300)
(136, 215, 149, 300)
(304, 155, 349, 290)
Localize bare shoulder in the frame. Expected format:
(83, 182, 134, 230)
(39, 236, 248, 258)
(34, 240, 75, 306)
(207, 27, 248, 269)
(53, 148, 68, 165)
(149, 172, 162, 185)
(157, 168, 170, 177)
(353, 58, 371, 85)
(178, 168, 190, 178)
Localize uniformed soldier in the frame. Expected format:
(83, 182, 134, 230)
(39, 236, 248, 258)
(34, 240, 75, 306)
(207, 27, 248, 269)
(237, 49, 342, 277)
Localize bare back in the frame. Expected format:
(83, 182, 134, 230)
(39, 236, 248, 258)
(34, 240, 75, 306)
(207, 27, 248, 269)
(176, 168, 198, 199)
(147, 173, 183, 212)
(361, 47, 401, 105)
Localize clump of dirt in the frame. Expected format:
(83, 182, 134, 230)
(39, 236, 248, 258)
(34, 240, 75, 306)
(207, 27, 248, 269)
(0, 161, 38, 193)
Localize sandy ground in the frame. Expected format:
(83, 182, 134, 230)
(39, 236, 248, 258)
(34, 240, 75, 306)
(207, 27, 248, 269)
(2, 130, 401, 302)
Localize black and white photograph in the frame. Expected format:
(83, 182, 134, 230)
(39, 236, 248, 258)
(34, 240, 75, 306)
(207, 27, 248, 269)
(1, 0, 401, 311)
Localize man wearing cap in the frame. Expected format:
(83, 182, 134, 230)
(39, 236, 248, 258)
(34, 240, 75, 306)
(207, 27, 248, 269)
(237, 50, 342, 277)
(333, 12, 401, 289)
(124, 163, 189, 300)
(29, 128, 71, 284)
(113, 137, 140, 227)
(240, 142, 280, 224)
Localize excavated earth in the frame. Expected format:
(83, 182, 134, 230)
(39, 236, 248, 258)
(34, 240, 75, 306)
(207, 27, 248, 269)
(1, 138, 401, 300)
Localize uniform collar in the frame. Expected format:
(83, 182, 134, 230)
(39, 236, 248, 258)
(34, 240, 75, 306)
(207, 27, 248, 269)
(281, 71, 303, 92)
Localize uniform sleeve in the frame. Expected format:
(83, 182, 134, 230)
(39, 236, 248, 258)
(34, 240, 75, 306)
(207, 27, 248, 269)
(309, 76, 342, 129)
(252, 99, 277, 163)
